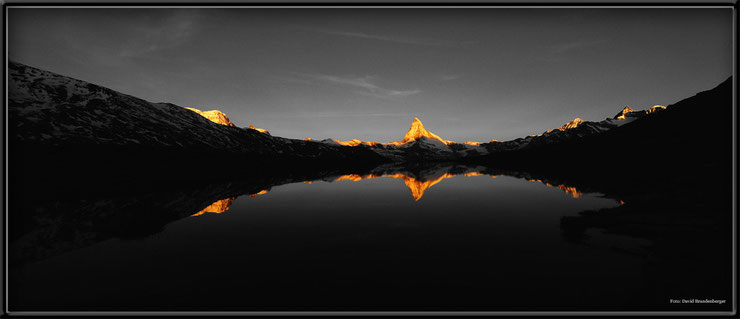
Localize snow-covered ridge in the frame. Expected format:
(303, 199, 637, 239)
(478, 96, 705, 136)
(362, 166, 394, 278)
(184, 107, 236, 127)
(310, 102, 667, 159)
(7, 61, 383, 163)
(8, 60, 669, 162)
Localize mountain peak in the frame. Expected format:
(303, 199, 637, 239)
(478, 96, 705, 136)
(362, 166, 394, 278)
(402, 117, 453, 145)
(614, 106, 636, 120)
(558, 118, 584, 131)
(185, 107, 235, 127)
(247, 125, 270, 134)
(647, 105, 667, 114)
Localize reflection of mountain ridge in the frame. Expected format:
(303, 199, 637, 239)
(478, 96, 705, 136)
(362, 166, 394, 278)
(10, 163, 593, 265)
(330, 163, 484, 201)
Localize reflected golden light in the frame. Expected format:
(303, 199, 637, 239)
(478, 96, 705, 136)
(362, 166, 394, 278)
(334, 174, 364, 181)
(556, 185, 582, 198)
(191, 197, 237, 216)
(528, 179, 583, 198)
(333, 172, 457, 201)
(304, 181, 313, 184)
(250, 189, 269, 197)
(402, 173, 456, 201)
(331, 171, 587, 201)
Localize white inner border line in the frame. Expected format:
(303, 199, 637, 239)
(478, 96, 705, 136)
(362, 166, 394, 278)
(3, 5, 736, 316)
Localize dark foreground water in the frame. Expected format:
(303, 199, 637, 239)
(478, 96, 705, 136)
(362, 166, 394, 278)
(8, 164, 732, 312)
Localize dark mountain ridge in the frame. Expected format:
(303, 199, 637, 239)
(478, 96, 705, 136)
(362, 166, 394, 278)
(7, 60, 732, 194)
(7, 61, 387, 187)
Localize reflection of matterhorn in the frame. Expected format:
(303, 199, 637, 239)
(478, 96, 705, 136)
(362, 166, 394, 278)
(328, 163, 586, 201)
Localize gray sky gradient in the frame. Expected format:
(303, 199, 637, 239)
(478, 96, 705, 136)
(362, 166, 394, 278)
(8, 8, 733, 142)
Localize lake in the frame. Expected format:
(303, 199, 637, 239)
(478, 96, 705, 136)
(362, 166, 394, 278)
(6, 164, 720, 312)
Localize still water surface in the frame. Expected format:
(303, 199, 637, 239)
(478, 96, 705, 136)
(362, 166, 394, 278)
(11, 169, 655, 311)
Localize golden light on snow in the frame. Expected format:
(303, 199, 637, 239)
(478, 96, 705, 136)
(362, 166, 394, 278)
(324, 118, 465, 147)
(557, 118, 584, 131)
(247, 125, 269, 134)
(646, 105, 667, 114)
(615, 106, 635, 120)
(185, 107, 236, 127)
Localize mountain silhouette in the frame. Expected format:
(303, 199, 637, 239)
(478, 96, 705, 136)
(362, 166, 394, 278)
(6, 60, 732, 184)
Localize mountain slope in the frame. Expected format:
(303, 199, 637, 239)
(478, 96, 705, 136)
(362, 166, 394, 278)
(313, 104, 672, 161)
(400, 117, 454, 145)
(474, 76, 732, 194)
(7, 61, 386, 183)
(184, 107, 236, 127)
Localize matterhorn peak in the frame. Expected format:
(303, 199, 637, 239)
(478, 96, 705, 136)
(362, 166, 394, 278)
(401, 117, 453, 145)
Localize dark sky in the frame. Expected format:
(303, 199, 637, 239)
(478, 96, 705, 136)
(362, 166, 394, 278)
(8, 8, 733, 142)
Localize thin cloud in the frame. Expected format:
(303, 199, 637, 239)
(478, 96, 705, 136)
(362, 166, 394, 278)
(283, 112, 414, 119)
(295, 73, 422, 99)
(549, 39, 607, 55)
(318, 29, 477, 47)
(119, 10, 199, 58)
(438, 74, 462, 81)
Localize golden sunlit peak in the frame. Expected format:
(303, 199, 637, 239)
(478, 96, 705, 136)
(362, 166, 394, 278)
(321, 117, 456, 147)
(615, 106, 635, 120)
(303, 137, 312, 141)
(647, 105, 667, 114)
(185, 107, 236, 127)
(247, 125, 269, 134)
(464, 141, 482, 146)
(558, 118, 584, 131)
(330, 139, 381, 146)
(400, 117, 455, 145)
